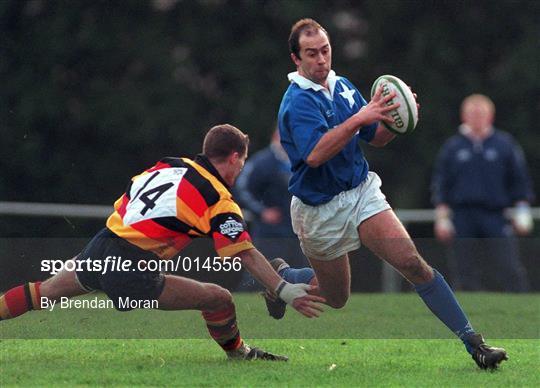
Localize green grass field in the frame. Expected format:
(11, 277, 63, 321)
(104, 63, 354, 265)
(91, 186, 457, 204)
(1, 293, 539, 387)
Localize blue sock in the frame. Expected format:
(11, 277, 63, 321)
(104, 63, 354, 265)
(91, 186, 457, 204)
(280, 267, 315, 285)
(415, 269, 476, 354)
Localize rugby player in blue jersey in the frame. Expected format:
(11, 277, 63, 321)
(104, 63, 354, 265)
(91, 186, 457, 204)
(264, 18, 507, 370)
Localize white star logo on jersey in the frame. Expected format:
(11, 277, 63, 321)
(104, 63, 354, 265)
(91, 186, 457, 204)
(339, 83, 356, 108)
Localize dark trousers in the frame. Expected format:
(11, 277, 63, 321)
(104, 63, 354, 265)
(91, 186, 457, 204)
(450, 207, 529, 292)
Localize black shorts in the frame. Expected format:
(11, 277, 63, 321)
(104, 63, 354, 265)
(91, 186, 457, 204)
(75, 228, 165, 311)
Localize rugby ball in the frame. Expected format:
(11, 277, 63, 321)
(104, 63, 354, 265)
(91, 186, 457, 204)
(370, 75, 418, 135)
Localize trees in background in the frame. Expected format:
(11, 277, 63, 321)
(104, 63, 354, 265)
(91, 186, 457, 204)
(1, 0, 538, 236)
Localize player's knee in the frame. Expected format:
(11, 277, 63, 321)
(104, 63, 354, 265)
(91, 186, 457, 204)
(327, 298, 347, 309)
(214, 287, 233, 306)
(325, 292, 349, 309)
(205, 284, 233, 309)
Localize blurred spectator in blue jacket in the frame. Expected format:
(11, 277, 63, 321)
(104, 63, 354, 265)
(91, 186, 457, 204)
(431, 94, 534, 292)
(234, 129, 308, 290)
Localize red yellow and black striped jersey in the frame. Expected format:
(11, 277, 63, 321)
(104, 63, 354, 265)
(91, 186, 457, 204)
(106, 155, 254, 259)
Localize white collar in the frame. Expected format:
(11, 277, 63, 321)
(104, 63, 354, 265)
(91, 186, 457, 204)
(288, 70, 338, 100)
(459, 124, 494, 141)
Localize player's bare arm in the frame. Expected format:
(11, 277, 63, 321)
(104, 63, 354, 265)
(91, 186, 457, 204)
(369, 125, 396, 147)
(237, 248, 284, 291)
(306, 87, 399, 167)
(237, 248, 325, 318)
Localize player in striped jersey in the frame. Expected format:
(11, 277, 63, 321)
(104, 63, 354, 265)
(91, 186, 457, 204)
(0, 124, 325, 361)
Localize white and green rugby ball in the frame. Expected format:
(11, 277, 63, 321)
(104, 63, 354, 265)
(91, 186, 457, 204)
(370, 75, 418, 135)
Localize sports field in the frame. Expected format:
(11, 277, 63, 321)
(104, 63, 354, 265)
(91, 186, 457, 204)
(1, 293, 538, 387)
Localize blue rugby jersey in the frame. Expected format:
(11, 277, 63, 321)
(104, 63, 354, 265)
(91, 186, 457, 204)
(278, 71, 378, 205)
(431, 127, 534, 209)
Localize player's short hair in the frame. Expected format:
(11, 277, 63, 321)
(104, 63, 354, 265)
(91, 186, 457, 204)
(289, 18, 329, 59)
(202, 124, 249, 162)
(461, 94, 496, 115)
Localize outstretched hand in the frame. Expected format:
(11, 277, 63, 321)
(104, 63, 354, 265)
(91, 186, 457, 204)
(358, 85, 400, 125)
(291, 285, 326, 318)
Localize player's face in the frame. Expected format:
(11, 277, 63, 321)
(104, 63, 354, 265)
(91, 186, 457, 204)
(462, 102, 494, 131)
(293, 30, 332, 86)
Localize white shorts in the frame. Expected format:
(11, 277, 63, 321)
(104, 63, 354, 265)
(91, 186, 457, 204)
(291, 172, 391, 261)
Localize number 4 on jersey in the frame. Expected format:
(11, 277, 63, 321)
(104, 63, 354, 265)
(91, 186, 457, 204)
(138, 182, 174, 215)
(122, 167, 187, 226)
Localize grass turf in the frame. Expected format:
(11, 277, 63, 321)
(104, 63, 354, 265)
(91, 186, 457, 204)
(1, 293, 539, 386)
